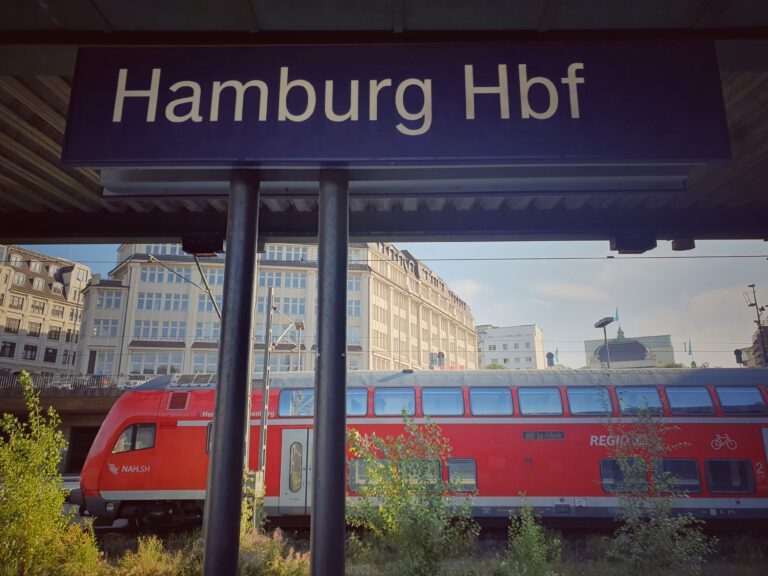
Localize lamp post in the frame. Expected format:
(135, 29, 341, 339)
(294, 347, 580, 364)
(594, 316, 615, 368)
(745, 284, 768, 367)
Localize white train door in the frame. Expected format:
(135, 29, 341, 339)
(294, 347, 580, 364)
(279, 429, 313, 514)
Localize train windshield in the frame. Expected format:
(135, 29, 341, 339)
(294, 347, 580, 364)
(111, 423, 156, 454)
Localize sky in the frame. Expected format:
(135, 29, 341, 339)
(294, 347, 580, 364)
(24, 239, 768, 369)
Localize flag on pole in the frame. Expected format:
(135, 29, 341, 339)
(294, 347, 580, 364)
(614, 306, 620, 323)
(688, 339, 693, 356)
(683, 341, 687, 353)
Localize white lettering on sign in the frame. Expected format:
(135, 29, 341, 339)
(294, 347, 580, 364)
(111, 63, 584, 136)
(589, 434, 647, 447)
(465, 63, 585, 120)
(112, 67, 434, 136)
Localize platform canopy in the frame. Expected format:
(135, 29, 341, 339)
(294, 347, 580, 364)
(1, 2, 768, 253)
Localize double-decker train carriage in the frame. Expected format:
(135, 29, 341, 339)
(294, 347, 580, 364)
(70, 369, 768, 528)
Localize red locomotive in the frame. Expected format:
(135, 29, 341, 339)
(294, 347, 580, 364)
(70, 369, 768, 528)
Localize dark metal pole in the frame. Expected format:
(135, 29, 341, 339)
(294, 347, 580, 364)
(310, 171, 349, 576)
(202, 171, 260, 576)
(749, 285, 768, 367)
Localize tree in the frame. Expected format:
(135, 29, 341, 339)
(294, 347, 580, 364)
(485, 363, 506, 370)
(346, 416, 478, 576)
(0, 371, 102, 575)
(606, 408, 715, 576)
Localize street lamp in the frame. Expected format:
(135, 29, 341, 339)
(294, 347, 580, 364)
(594, 316, 614, 368)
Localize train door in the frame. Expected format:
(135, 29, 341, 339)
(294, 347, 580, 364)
(278, 429, 313, 514)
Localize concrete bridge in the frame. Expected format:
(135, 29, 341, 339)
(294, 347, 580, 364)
(0, 378, 122, 474)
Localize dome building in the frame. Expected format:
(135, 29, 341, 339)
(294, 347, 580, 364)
(585, 326, 675, 369)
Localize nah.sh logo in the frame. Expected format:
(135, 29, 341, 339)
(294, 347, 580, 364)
(108, 463, 119, 476)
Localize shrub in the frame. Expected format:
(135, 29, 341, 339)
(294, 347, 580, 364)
(606, 408, 716, 576)
(505, 500, 561, 576)
(115, 535, 183, 576)
(346, 416, 479, 576)
(239, 528, 310, 576)
(0, 370, 104, 576)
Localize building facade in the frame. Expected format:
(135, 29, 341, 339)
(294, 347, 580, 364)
(77, 242, 477, 378)
(476, 324, 547, 369)
(0, 245, 91, 377)
(584, 326, 676, 369)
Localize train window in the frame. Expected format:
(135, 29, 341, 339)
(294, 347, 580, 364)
(111, 423, 156, 454)
(616, 387, 663, 416)
(289, 442, 303, 493)
(518, 387, 563, 415)
(448, 459, 477, 492)
(705, 460, 755, 493)
(715, 387, 767, 415)
(347, 389, 368, 416)
(400, 459, 441, 489)
(654, 459, 701, 493)
(469, 387, 513, 415)
(206, 422, 213, 453)
(665, 387, 715, 416)
(566, 387, 611, 415)
(348, 459, 370, 493)
(600, 458, 647, 493)
(422, 388, 464, 416)
(278, 388, 315, 417)
(373, 388, 415, 416)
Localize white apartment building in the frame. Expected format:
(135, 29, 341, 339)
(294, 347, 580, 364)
(77, 242, 477, 378)
(476, 323, 547, 369)
(0, 245, 91, 377)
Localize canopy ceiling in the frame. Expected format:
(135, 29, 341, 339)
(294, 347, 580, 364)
(1, 1, 767, 253)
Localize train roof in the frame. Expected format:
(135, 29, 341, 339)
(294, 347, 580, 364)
(137, 368, 768, 392)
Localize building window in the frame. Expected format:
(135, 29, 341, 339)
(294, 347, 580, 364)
(77, 269, 87, 281)
(195, 321, 220, 342)
(347, 274, 361, 292)
(48, 326, 61, 341)
(9, 295, 24, 311)
(258, 270, 282, 288)
(133, 320, 160, 340)
(163, 293, 189, 312)
(9, 253, 23, 267)
(137, 292, 162, 311)
(32, 277, 45, 291)
(62, 350, 70, 364)
(28, 322, 41, 337)
(161, 321, 186, 340)
(48, 264, 59, 276)
(23, 345, 37, 360)
(347, 299, 361, 317)
(31, 300, 45, 314)
(488, 344, 496, 351)
(43, 347, 58, 363)
(197, 294, 222, 313)
(130, 351, 182, 375)
(51, 282, 63, 295)
(285, 246, 308, 261)
(94, 350, 115, 374)
(51, 305, 64, 318)
(140, 265, 165, 283)
(93, 319, 118, 338)
(192, 352, 218, 373)
(12, 272, 26, 286)
(29, 261, 42, 272)
(0, 341, 16, 358)
(96, 290, 122, 309)
(4, 318, 20, 334)
(285, 271, 307, 288)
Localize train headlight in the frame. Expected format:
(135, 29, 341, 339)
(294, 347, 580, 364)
(105, 502, 115, 512)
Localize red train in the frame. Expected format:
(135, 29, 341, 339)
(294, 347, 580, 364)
(70, 368, 768, 528)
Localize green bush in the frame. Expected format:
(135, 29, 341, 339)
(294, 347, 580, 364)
(0, 371, 104, 576)
(346, 416, 479, 576)
(606, 408, 716, 576)
(505, 500, 561, 576)
(115, 535, 184, 576)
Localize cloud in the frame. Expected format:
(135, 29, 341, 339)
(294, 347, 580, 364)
(535, 281, 608, 302)
(449, 278, 484, 299)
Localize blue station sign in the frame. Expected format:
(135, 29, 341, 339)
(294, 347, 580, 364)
(62, 41, 730, 167)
